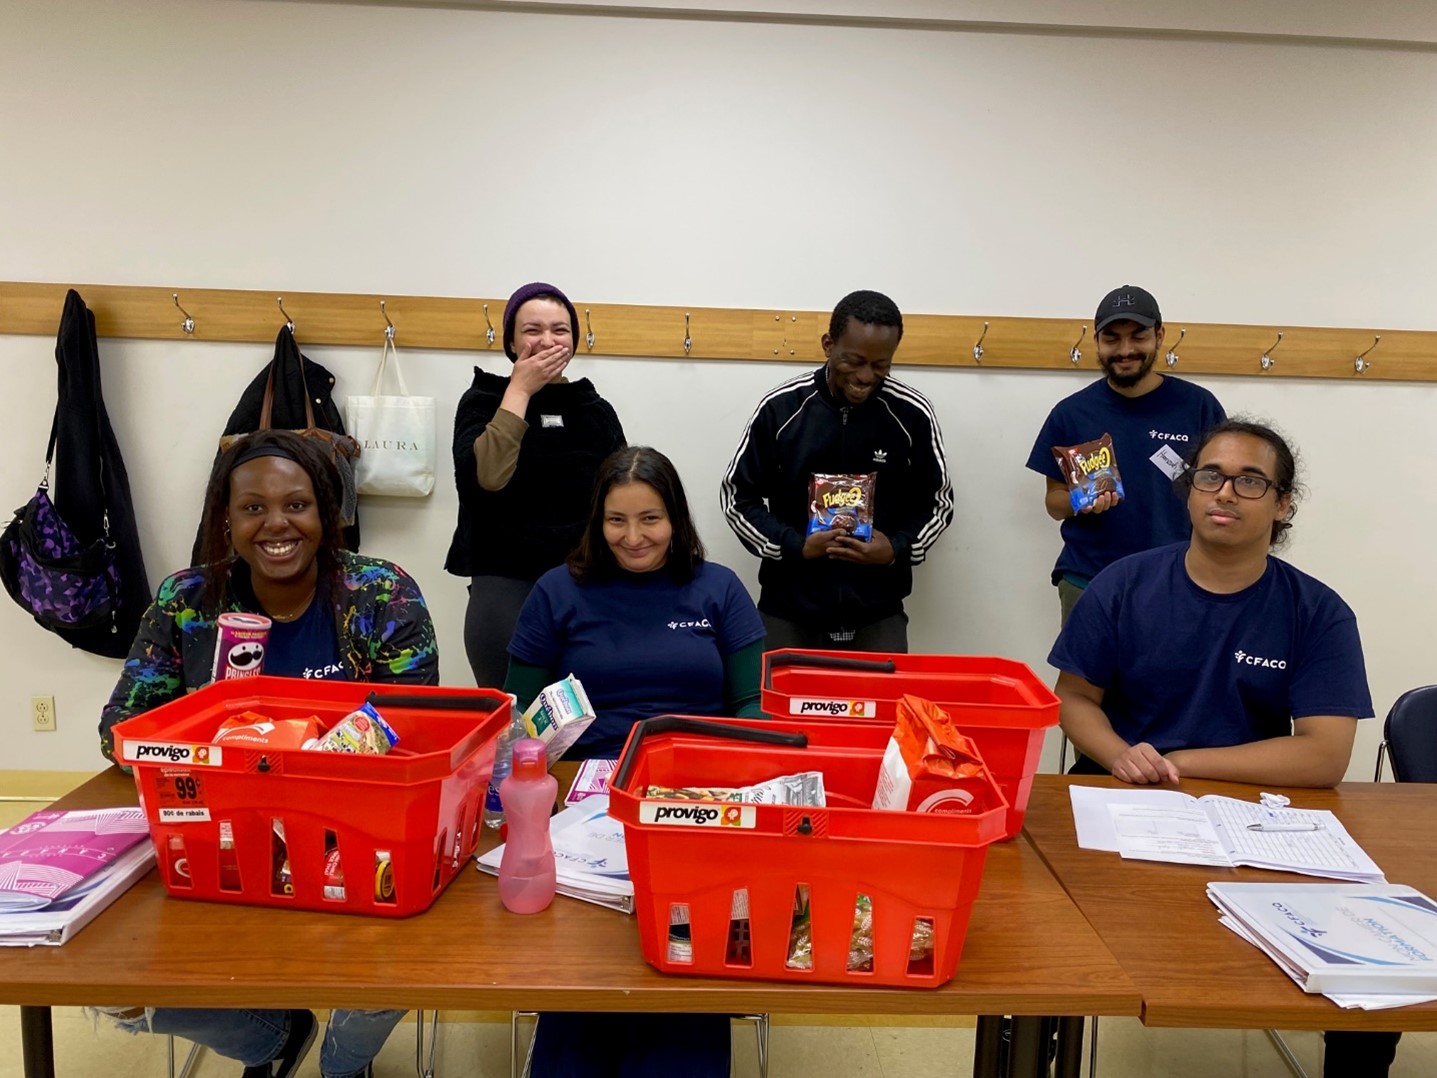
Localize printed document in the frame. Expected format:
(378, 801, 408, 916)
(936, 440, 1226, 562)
(1070, 786, 1384, 883)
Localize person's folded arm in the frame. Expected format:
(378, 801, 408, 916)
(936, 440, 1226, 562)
(502, 656, 556, 714)
(1164, 715, 1357, 788)
(1056, 671, 1177, 785)
(723, 639, 765, 718)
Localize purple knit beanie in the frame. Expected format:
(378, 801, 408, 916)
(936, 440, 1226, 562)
(502, 281, 580, 362)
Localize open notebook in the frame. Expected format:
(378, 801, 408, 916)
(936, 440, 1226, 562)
(1070, 786, 1384, 883)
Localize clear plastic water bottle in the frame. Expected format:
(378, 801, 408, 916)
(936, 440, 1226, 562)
(497, 738, 558, 914)
(482, 700, 527, 829)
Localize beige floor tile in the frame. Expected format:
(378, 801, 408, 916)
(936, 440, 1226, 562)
(870, 1024, 973, 1078)
(761, 1025, 883, 1077)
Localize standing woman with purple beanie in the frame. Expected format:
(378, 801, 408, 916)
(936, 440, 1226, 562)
(445, 282, 626, 688)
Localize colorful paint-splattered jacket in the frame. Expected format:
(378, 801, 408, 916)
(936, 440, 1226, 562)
(98, 551, 439, 762)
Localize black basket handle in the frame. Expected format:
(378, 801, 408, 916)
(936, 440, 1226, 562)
(762, 650, 897, 689)
(612, 716, 808, 792)
(364, 689, 511, 713)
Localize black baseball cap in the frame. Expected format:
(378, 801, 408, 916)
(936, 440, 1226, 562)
(1094, 285, 1161, 333)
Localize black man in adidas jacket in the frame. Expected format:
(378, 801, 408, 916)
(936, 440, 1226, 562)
(721, 290, 953, 652)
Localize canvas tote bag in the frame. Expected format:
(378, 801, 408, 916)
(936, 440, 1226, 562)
(345, 336, 437, 497)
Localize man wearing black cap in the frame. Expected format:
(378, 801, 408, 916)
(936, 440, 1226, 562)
(1026, 285, 1225, 623)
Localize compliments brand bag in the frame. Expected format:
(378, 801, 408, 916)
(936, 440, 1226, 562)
(345, 336, 436, 497)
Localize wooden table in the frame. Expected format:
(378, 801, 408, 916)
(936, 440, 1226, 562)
(2, 769, 1138, 1078)
(1023, 774, 1437, 1031)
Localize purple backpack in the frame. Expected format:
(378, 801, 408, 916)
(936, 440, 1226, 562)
(0, 476, 121, 635)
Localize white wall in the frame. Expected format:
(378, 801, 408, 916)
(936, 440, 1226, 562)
(2, 0, 1433, 776)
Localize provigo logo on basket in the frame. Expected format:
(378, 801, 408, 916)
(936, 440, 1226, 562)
(638, 802, 756, 828)
(123, 742, 224, 767)
(789, 698, 875, 718)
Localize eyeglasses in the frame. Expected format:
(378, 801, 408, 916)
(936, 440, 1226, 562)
(1188, 467, 1282, 499)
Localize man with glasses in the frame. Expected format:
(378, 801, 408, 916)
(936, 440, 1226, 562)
(1027, 285, 1226, 623)
(1048, 419, 1371, 786)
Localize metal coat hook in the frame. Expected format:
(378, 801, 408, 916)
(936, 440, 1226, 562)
(683, 312, 692, 355)
(1069, 325, 1087, 365)
(1165, 328, 1186, 368)
(277, 297, 294, 333)
(172, 293, 194, 335)
(585, 309, 595, 351)
(973, 321, 989, 363)
(1354, 335, 1380, 375)
(380, 300, 395, 342)
(482, 304, 496, 346)
(1260, 331, 1283, 372)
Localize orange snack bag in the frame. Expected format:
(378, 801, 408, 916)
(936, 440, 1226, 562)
(213, 711, 321, 749)
(871, 695, 995, 815)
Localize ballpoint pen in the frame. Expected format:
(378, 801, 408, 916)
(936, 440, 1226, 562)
(1247, 822, 1321, 832)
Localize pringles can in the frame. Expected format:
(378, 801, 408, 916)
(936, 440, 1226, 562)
(211, 612, 272, 680)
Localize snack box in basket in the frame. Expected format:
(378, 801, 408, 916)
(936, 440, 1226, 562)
(111, 676, 510, 917)
(760, 650, 1058, 839)
(607, 715, 1009, 989)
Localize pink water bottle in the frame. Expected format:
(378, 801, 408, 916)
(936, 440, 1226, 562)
(497, 738, 558, 913)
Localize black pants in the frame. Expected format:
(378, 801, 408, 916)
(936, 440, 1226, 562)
(1324, 1030, 1400, 1077)
(759, 611, 909, 653)
(528, 1012, 731, 1077)
(462, 575, 536, 690)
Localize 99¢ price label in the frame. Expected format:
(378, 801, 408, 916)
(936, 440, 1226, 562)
(156, 769, 211, 822)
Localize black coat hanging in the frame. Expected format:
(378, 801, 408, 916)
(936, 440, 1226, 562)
(0, 289, 152, 657)
(190, 326, 361, 562)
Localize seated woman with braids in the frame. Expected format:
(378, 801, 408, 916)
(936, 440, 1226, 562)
(96, 429, 438, 1078)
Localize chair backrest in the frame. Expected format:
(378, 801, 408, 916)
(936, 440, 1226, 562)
(1384, 685, 1437, 783)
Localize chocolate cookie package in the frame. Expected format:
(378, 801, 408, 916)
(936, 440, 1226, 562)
(807, 472, 876, 540)
(1052, 434, 1124, 513)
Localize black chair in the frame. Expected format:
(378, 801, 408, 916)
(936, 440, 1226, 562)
(1374, 684, 1437, 782)
(1325, 687, 1437, 1078)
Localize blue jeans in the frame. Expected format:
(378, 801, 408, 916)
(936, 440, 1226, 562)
(108, 1007, 406, 1077)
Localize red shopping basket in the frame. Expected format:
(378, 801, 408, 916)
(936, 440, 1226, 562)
(608, 716, 1008, 989)
(761, 650, 1059, 839)
(112, 677, 509, 917)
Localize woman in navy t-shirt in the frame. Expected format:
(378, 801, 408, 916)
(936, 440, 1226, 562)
(506, 445, 766, 759)
(504, 445, 764, 1076)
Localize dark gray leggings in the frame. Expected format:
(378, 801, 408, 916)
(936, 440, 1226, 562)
(462, 575, 537, 690)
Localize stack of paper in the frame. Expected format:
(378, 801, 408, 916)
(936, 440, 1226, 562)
(477, 796, 633, 913)
(1209, 881, 1437, 1009)
(0, 807, 156, 946)
(1070, 787, 1385, 883)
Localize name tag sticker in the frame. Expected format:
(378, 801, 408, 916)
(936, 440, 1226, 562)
(540, 414, 564, 428)
(1150, 444, 1186, 480)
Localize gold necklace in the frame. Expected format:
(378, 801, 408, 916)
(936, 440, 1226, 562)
(266, 586, 317, 623)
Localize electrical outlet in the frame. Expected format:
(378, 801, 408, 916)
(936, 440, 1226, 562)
(31, 695, 56, 732)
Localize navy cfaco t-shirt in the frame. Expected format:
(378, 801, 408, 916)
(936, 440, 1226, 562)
(1048, 544, 1373, 754)
(509, 560, 766, 759)
(1027, 376, 1226, 585)
(263, 598, 348, 681)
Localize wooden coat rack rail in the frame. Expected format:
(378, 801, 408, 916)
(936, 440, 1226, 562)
(0, 281, 1430, 382)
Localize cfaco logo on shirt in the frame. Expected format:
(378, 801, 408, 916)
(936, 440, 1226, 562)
(1234, 649, 1287, 670)
(303, 662, 345, 679)
(666, 618, 713, 630)
(1149, 429, 1190, 442)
